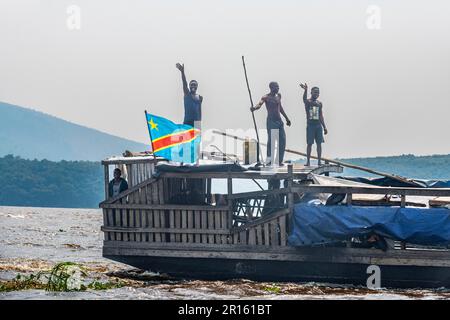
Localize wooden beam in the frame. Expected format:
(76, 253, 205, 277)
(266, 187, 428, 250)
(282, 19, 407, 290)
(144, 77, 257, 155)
(227, 188, 290, 200)
(100, 203, 230, 211)
(104, 164, 109, 200)
(231, 208, 290, 234)
(292, 185, 450, 197)
(101, 226, 230, 235)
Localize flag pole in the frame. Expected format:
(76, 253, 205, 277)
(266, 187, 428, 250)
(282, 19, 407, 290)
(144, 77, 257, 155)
(145, 110, 156, 160)
(242, 56, 263, 166)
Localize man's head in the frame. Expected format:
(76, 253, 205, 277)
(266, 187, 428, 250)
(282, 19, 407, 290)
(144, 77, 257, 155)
(269, 82, 280, 94)
(311, 87, 320, 100)
(113, 168, 122, 180)
(189, 80, 198, 94)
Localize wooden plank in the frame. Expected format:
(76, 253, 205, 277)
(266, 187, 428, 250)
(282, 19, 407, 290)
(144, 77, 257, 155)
(201, 210, 208, 244)
(102, 157, 160, 165)
(248, 228, 256, 245)
(181, 210, 188, 243)
(264, 223, 270, 246)
(220, 211, 228, 244)
(151, 182, 161, 242)
(100, 203, 229, 211)
(139, 187, 147, 241)
(256, 224, 263, 246)
(227, 188, 290, 200)
(231, 208, 290, 234)
(233, 232, 238, 245)
(429, 196, 450, 206)
(292, 185, 450, 197)
(101, 227, 231, 234)
(194, 210, 201, 243)
(149, 210, 155, 242)
(207, 211, 215, 244)
(122, 207, 129, 242)
(102, 209, 108, 240)
(160, 210, 166, 243)
(169, 210, 175, 242)
(104, 165, 109, 200)
(239, 230, 247, 245)
(175, 210, 181, 242)
(115, 208, 121, 242)
(214, 210, 221, 244)
(158, 178, 165, 204)
(187, 210, 194, 243)
(271, 221, 279, 246)
(107, 209, 114, 240)
(136, 189, 142, 242)
(279, 215, 287, 246)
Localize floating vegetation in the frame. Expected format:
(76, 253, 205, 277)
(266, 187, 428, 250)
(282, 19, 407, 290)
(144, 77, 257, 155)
(0, 273, 46, 292)
(0, 262, 124, 293)
(263, 284, 281, 294)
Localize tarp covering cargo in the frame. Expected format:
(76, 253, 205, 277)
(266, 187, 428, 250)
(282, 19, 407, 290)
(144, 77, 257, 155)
(288, 202, 450, 247)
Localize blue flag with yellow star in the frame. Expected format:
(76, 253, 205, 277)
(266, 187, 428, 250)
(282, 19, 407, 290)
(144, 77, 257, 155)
(145, 112, 201, 163)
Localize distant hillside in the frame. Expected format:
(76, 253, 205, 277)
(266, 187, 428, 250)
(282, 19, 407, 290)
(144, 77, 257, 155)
(0, 155, 103, 208)
(338, 154, 450, 180)
(0, 102, 148, 161)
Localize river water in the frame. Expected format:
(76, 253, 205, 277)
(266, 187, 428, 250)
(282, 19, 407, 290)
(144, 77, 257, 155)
(1, 206, 450, 300)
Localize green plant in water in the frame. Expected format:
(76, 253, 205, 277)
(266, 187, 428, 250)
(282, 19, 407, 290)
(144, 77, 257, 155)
(45, 262, 87, 291)
(263, 284, 282, 294)
(0, 273, 47, 292)
(0, 262, 124, 293)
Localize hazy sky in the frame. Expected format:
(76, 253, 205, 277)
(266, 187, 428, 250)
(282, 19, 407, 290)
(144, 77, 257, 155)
(1, 0, 449, 159)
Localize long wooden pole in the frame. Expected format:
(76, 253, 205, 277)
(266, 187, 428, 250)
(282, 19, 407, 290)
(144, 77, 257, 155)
(212, 129, 422, 187)
(242, 56, 262, 165)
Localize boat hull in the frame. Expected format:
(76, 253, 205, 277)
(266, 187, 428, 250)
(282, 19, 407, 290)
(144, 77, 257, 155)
(104, 243, 450, 288)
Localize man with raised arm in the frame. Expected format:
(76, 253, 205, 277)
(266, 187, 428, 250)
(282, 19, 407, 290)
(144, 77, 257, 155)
(250, 82, 291, 166)
(300, 83, 328, 166)
(176, 63, 203, 128)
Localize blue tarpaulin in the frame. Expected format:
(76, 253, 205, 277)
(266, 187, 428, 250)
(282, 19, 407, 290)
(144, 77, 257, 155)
(288, 202, 450, 247)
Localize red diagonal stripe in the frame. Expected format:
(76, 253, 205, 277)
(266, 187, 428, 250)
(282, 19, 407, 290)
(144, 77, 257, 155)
(152, 129, 199, 152)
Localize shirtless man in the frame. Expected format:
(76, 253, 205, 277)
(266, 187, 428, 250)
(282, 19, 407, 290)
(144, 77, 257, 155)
(300, 83, 328, 166)
(251, 82, 291, 166)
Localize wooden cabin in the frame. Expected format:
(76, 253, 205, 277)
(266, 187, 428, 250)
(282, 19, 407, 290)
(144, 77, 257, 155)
(100, 156, 450, 288)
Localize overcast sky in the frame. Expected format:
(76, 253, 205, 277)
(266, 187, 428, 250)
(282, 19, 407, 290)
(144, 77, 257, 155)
(1, 0, 449, 159)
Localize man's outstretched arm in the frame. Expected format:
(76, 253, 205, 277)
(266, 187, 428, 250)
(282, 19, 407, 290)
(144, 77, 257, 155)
(300, 83, 309, 104)
(176, 63, 189, 96)
(250, 96, 266, 112)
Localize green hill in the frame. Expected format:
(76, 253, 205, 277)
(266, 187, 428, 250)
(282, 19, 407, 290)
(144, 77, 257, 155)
(0, 155, 103, 208)
(0, 102, 147, 161)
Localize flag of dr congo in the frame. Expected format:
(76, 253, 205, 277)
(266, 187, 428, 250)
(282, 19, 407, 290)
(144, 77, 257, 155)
(145, 112, 201, 164)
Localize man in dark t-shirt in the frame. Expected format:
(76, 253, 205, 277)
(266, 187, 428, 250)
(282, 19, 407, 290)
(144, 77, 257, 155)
(300, 83, 328, 166)
(176, 63, 203, 128)
(251, 82, 291, 166)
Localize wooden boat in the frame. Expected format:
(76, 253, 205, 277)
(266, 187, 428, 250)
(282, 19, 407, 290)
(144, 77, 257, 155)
(100, 156, 450, 288)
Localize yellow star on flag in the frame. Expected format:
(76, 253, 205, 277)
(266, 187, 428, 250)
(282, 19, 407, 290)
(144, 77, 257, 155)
(148, 118, 158, 131)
